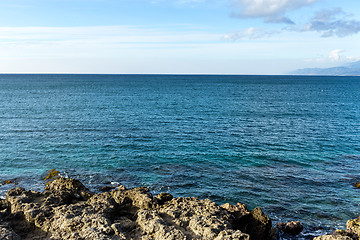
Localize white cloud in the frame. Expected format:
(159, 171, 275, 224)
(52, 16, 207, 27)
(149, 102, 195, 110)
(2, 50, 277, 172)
(232, 0, 318, 24)
(328, 49, 360, 62)
(306, 49, 360, 64)
(328, 49, 342, 61)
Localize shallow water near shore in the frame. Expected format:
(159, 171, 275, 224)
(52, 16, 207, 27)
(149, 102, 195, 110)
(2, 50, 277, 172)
(0, 74, 360, 239)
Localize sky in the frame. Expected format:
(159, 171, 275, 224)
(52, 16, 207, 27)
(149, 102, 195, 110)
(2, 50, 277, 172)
(0, 0, 360, 74)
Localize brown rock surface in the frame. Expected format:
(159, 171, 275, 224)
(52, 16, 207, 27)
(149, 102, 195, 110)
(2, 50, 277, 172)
(314, 230, 355, 240)
(314, 218, 360, 240)
(277, 220, 303, 235)
(0, 177, 277, 240)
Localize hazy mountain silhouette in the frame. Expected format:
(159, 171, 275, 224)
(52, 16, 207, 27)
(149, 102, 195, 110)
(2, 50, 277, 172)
(290, 61, 360, 76)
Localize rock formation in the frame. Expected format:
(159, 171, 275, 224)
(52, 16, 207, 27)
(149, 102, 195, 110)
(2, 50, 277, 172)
(0, 177, 277, 240)
(276, 221, 303, 235)
(314, 217, 360, 240)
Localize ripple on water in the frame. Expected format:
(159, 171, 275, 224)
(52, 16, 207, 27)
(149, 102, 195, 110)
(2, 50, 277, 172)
(0, 74, 360, 236)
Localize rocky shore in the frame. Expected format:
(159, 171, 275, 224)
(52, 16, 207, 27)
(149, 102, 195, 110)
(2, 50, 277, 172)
(0, 176, 359, 240)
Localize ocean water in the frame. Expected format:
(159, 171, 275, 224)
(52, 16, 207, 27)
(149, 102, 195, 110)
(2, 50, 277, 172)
(0, 74, 360, 238)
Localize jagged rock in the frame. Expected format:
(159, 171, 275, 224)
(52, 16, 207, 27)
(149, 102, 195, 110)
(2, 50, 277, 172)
(111, 186, 155, 210)
(136, 197, 250, 240)
(155, 192, 173, 205)
(214, 230, 250, 240)
(221, 203, 249, 214)
(346, 216, 360, 237)
(277, 220, 303, 235)
(136, 209, 188, 239)
(45, 177, 93, 201)
(314, 219, 360, 240)
(3, 178, 115, 239)
(222, 203, 274, 240)
(314, 235, 353, 240)
(314, 230, 356, 240)
(0, 177, 275, 240)
(247, 207, 273, 240)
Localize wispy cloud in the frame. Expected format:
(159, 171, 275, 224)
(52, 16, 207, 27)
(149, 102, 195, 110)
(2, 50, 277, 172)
(0, 25, 298, 74)
(176, 0, 206, 4)
(232, 0, 318, 24)
(223, 27, 278, 40)
(150, 0, 213, 6)
(0, 25, 219, 43)
(0, 25, 221, 59)
(303, 8, 360, 37)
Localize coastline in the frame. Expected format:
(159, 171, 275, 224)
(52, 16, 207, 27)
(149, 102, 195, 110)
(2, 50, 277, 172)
(0, 176, 357, 240)
(1, 74, 359, 239)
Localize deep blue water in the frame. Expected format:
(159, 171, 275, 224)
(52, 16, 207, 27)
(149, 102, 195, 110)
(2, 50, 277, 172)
(1, 74, 360, 238)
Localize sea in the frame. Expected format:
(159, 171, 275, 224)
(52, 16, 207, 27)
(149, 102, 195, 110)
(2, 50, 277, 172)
(0, 74, 360, 239)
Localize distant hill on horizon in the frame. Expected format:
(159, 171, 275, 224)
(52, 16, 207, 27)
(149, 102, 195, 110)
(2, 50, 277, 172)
(290, 61, 360, 76)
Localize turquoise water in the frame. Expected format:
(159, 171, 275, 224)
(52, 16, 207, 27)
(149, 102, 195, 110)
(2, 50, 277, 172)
(1, 74, 360, 238)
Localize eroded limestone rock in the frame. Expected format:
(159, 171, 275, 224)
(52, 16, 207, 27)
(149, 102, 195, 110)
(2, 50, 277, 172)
(0, 177, 275, 240)
(346, 217, 360, 238)
(314, 229, 356, 240)
(314, 217, 360, 240)
(221, 203, 275, 240)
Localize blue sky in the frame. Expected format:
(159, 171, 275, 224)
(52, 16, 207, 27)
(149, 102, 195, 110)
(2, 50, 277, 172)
(0, 0, 359, 74)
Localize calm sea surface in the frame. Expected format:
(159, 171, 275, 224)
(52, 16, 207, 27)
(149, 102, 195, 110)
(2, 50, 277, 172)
(1, 74, 360, 238)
